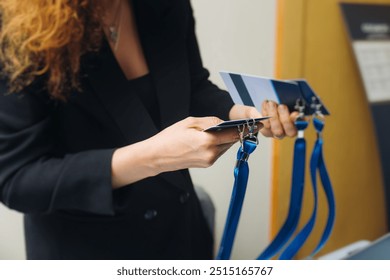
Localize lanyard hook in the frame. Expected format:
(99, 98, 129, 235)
(294, 98, 306, 121)
(311, 96, 325, 120)
(237, 120, 259, 152)
(294, 99, 309, 138)
(311, 97, 325, 139)
(245, 118, 258, 144)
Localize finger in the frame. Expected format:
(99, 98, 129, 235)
(259, 101, 272, 137)
(266, 101, 285, 138)
(290, 111, 300, 121)
(186, 116, 222, 130)
(247, 106, 263, 119)
(278, 105, 297, 137)
(204, 143, 235, 167)
(207, 127, 240, 145)
(259, 126, 273, 137)
(261, 101, 271, 130)
(216, 142, 235, 157)
(218, 142, 235, 151)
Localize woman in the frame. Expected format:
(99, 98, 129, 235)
(0, 0, 297, 259)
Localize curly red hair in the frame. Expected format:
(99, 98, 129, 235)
(0, 0, 104, 100)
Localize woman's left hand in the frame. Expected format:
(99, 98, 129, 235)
(229, 102, 299, 139)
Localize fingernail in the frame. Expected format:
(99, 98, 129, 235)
(278, 105, 287, 112)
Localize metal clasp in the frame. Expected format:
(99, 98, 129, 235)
(311, 97, 325, 139)
(245, 118, 259, 145)
(294, 99, 309, 138)
(294, 98, 306, 121)
(237, 124, 245, 151)
(237, 119, 259, 152)
(311, 96, 324, 119)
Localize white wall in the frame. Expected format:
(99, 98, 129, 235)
(0, 0, 277, 260)
(0, 204, 25, 259)
(189, 0, 277, 259)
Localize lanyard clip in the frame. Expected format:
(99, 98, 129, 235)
(294, 99, 309, 138)
(245, 118, 259, 144)
(311, 97, 325, 139)
(237, 119, 259, 152)
(235, 120, 258, 168)
(237, 124, 245, 151)
(311, 96, 325, 119)
(294, 98, 306, 121)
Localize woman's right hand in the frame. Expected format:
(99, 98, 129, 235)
(111, 117, 239, 188)
(149, 116, 240, 171)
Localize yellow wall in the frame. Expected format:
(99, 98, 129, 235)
(273, 0, 389, 258)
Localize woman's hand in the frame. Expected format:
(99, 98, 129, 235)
(111, 117, 239, 188)
(229, 102, 299, 139)
(149, 116, 239, 171)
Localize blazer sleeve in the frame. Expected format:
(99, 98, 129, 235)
(0, 80, 115, 215)
(186, 2, 235, 121)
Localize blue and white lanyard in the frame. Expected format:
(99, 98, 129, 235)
(217, 111, 335, 260)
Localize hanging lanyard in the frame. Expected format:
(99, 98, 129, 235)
(278, 108, 335, 259)
(216, 121, 258, 260)
(277, 118, 318, 259)
(257, 118, 309, 260)
(309, 117, 335, 257)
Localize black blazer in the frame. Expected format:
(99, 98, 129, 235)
(0, 0, 234, 259)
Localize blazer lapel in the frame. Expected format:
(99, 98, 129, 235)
(86, 42, 158, 145)
(130, 0, 194, 190)
(86, 25, 191, 191)
(132, 0, 190, 129)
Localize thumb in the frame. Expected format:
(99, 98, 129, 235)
(185, 116, 223, 130)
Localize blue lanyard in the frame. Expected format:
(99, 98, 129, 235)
(309, 117, 335, 257)
(257, 120, 309, 260)
(216, 136, 257, 260)
(278, 117, 335, 259)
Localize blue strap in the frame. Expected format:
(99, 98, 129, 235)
(279, 118, 335, 259)
(278, 120, 321, 259)
(310, 118, 335, 257)
(216, 138, 257, 260)
(257, 120, 309, 260)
